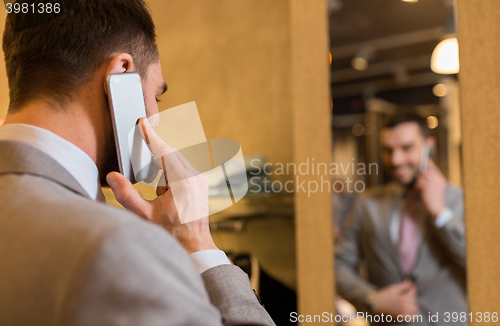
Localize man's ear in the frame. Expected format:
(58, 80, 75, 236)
(103, 53, 135, 95)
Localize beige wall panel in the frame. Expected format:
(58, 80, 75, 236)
(290, 0, 336, 320)
(149, 0, 293, 183)
(457, 0, 500, 317)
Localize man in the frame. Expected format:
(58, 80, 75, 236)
(0, 1, 274, 325)
(335, 113, 466, 325)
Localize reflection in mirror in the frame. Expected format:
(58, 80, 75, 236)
(329, 0, 466, 325)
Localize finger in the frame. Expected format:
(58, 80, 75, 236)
(408, 299, 420, 315)
(139, 118, 187, 180)
(106, 172, 153, 219)
(404, 303, 420, 316)
(401, 293, 419, 315)
(427, 159, 437, 171)
(171, 147, 200, 177)
(138, 117, 171, 158)
(426, 159, 443, 178)
(417, 168, 432, 181)
(398, 280, 413, 292)
(414, 176, 423, 187)
(406, 284, 418, 297)
(415, 176, 430, 190)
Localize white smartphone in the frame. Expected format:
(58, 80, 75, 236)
(106, 73, 155, 183)
(419, 143, 430, 173)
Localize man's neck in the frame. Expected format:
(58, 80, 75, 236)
(3, 100, 102, 166)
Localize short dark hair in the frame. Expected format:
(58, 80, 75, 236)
(2, 0, 159, 112)
(384, 112, 431, 138)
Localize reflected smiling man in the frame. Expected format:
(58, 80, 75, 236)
(0, 1, 274, 325)
(335, 113, 467, 325)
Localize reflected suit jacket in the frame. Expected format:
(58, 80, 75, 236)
(335, 182, 467, 326)
(0, 140, 275, 326)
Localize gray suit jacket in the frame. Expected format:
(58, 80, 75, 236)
(335, 182, 467, 325)
(0, 140, 275, 326)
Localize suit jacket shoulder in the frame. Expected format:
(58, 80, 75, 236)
(0, 141, 275, 326)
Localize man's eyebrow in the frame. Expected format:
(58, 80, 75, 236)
(159, 83, 168, 95)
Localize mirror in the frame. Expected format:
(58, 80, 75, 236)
(329, 0, 467, 325)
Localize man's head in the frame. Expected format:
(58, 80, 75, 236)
(3, 0, 167, 185)
(3, 0, 159, 112)
(380, 112, 435, 186)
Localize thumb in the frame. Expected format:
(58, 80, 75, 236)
(406, 284, 418, 297)
(106, 172, 153, 219)
(397, 280, 413, 293)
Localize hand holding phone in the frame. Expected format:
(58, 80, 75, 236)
(105, 118, 216, 253)
(414, 145, 448, 218)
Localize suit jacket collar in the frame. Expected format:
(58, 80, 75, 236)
(0, 140, 96, 201)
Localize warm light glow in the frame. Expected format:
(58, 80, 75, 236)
(329, 52, 332, 65)
(352, 46, 375, 71)
(0, 120, 4, 126)
(402, 0, 418, 2)
(431, 37, 459, 74)
(352, 124, 365, 136)
(432, 83, 448, 97)
(352, 57, 368, 71)
(427, 116, 439, 129)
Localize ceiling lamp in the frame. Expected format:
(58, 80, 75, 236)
(432, 83, 448, 97)
(431, 36, 459, 74)
(352, 45, 375, 71)
(402, 0, 418, 2)
(427, 116, 439, 129)
(352, 57, 368, 71)
(352, 124, 365, 136)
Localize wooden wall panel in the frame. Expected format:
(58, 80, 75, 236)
(289, 0, 336, 321)
(457, 0, 500, 318)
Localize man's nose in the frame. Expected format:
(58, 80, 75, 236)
(391, 150, 405, 166)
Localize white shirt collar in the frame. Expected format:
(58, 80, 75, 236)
(0, 123, 100, 200)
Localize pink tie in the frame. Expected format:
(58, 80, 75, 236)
(399, 200, 419, 274)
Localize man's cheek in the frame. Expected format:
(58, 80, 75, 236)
(142, 95, 157, 114)
(145, 108, 160, 129)
(411, 155, 421, 169)
(145, 104, 159, 117)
